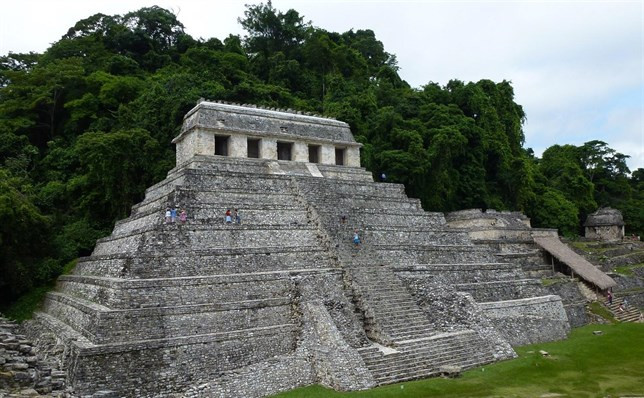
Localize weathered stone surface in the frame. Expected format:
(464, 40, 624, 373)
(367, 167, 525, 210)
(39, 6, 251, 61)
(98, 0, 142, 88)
(21, 103, 582, 397)
(173, 102, 361, 166)
(0, 314, 66, 396)
(298, 301, 375, 390)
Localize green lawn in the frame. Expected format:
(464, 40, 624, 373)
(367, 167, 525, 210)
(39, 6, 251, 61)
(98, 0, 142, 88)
(614, 262, 644, 276)
(273, 323, 644, 398)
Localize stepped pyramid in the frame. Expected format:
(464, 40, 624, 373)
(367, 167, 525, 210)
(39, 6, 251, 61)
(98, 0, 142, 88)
(30, 102, 571, 397)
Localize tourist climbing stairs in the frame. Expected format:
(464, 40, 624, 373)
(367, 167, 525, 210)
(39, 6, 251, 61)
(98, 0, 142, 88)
(605, 296, 641, 322)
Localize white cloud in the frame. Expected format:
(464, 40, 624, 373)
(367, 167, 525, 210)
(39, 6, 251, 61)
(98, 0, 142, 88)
(1, 0, 642, 170)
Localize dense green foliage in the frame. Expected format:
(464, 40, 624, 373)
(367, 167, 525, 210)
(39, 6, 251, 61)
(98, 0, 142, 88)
(0, 2, 641, 306)
(273, 323, 644, 397)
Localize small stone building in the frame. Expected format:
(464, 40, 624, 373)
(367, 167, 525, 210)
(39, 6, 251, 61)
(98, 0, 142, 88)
(584, 207, 625, 241)
(172, 100, 361, 167)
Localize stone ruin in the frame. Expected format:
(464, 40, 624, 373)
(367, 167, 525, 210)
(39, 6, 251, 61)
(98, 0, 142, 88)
(0, 315, 67, 396)
(23, 101, 577, 397)
(445, 208, 608, 328)
(584, 207, 626, 241)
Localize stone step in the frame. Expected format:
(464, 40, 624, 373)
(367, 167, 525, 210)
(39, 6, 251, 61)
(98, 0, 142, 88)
(364, 344, 489, 372)
(74, 252, 338, 280)
(354, 292, 417, 302)
(387, 331, 435, 341)
(317, 197, 422, 210)
(43, 291, 295, 344)
(364, 346, 487, 372)
(367, 301, 426, 312)
(375, 246, 498, 264)
(356, 287, 412, 297)
(366, 301, 431, 314)
(358, 340, 457, 361)
(358, 333, 495, 384)
(129, 189, 300, 217)
(372, 316, 431, 328)
(115, 208, 311, 236)
(57, 273, 299, 309)
(144, 169, 298, 200)
(316, 204, 430, 214)
(110, 220, 317, 237)
(383, 322, 433, 333)
(363, 303, 423, 314)
(605, 298, 641, 322)
(297, 178, 406, 193)
(361, 342, 483, 364)
(37, 310, 298, 356)
(453, 279, 546, 302)
(369, 314, 429, 327)
(93, 226, 323, 257)
(373, 356, 490, 385)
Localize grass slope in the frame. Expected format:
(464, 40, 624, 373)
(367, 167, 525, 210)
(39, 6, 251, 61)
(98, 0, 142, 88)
(273, 323, 644, 398)
(2, 259, 77, 321)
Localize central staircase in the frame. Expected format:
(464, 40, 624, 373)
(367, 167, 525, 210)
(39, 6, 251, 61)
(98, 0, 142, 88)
(348, 265, 435, 343)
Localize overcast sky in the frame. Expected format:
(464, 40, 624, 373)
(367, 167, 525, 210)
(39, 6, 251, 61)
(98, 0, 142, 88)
(1, 0, 642, 170)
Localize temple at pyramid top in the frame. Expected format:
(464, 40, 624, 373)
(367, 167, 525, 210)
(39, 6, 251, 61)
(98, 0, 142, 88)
(172, 100, 362, 167)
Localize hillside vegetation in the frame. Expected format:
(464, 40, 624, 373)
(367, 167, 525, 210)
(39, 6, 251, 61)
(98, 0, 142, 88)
(0, 2, 642, 307)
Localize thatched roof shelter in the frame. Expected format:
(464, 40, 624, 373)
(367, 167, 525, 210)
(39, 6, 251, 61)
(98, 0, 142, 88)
(534, 236, 616, 290)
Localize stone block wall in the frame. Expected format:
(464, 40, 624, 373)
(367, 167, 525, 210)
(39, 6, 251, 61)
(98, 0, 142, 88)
(402, 284, 516, 361)
(375, 245, 498, 265)
(367, 229, 471, 246)
(295, 272, 369, 349)
(544, 281, 588, 328)
(0, 315, 67, 396)
(453, 279, 546, 302)
(67, 326, 297, 396)
(182, 354, 314, 398)
(57, 274, 294, 309)
(446, 208, 531, 229)
(479, 296, 570, 345)
(74, 249, 336, 279)
(298, 302, 375, 391)
(395, 263, 523, 285)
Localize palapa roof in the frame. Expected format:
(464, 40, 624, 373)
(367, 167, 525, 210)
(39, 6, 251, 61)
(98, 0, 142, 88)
(584, 207, 625, 227)
(533, 236, 616, 289)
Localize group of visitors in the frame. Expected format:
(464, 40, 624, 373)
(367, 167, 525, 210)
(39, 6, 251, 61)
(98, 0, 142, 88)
(225, 208, 242, 224)
(165, 207, 187, 224)
(606, 289, 630, 312)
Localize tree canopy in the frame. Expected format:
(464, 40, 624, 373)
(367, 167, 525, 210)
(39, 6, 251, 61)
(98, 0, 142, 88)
(0, 3, 641, 305)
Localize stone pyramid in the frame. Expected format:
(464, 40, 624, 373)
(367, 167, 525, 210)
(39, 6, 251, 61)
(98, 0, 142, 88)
(29, 102, 570, 397)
